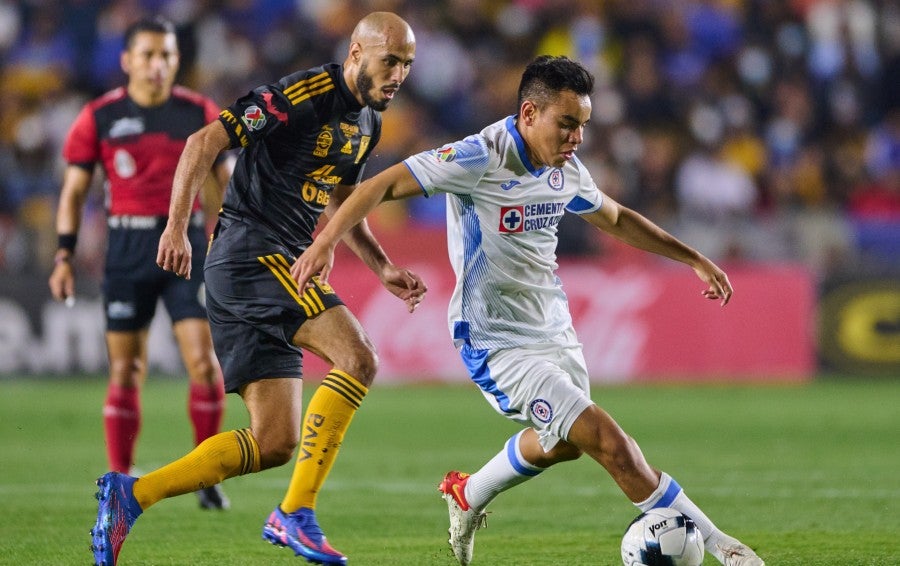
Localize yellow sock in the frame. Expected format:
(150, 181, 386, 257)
(132, 428, 260, 510)
(281, 370, 367, 511)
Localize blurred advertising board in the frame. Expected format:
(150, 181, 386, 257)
(320, 257, 816, 383)
(0, 242, 817, 382)
(818, 276, 900, 376)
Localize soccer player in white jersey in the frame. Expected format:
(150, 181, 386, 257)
(291, 55, 764, 566)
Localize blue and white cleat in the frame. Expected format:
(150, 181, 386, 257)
(262, 506, 348, 565)
(90, 472, 143, 566)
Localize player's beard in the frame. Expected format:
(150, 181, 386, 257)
(356, 61, 390, 112)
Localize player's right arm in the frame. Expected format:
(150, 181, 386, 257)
(157, 120, 230, 279)
(292, 162, 421, 287)
(583, 193, 733, 306)
(48, 165, 94, 302)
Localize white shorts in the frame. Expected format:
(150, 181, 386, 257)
(458, 326, 593, 452)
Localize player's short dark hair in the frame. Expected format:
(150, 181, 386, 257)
(517, 55, 594, 110)
(123, 16, 176, 50)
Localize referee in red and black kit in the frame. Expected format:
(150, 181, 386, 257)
(48, 16, 232, 510)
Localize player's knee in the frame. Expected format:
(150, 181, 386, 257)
(109, 357, 145, 385)
(257, 435, 299, 469)
(541, 440, 582, 466)
(338, 345, 379, 386)
(251, 424, 301, 469)
(574, 407, 639, 472)
(184, 353, 217, 382)
(554, 441, 583, 462)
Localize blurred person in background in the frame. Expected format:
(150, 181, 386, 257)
(90, 11, 424, 566)
(0, 1, 895, 276)
(293, 54, 764, 566)
(47, 16, 232, 510)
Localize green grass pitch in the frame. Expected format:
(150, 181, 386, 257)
(0, 376, 897, 565)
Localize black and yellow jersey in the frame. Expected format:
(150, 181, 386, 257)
(217, 63, 381, 254)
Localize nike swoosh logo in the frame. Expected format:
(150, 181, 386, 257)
(451, 484, 469, 510)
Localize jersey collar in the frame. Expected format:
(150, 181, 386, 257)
(335, 64, 365, 112)
(505, 115, 545, 177)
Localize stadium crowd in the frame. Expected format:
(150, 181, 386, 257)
(0, 0, 897, 282)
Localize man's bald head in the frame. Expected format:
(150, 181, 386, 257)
(344, 12, 416, 111)
(350, 11, 415, 48)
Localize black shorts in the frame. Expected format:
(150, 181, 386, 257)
(103, 217, 208, 332)
(204, 217, 344, 393)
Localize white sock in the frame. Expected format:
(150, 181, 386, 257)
(465, 430, 545, 511)
(635, 472, 729, 562)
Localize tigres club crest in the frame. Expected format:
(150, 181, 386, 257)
(314, 126, 334, 157)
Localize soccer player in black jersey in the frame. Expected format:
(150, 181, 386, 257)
(89, 11, 424, 566)
(49, 17, 232, 512)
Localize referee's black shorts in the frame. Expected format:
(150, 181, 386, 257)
(204, 217, 344, 393)
(103, 215, 208, 332)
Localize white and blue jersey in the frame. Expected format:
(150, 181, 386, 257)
(403, 116, 603, 351)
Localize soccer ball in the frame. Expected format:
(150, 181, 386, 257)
(621, 507, 704, 566)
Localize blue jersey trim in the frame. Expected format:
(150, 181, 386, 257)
(505, 116, 544, 177)
(402, 161, 431, 197)
(460, 343, 516, 415)
(453, 321, 470, 341)
(566, 194, 600, 213)
(652, 477, 683, 509)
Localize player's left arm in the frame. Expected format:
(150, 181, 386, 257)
(199, 154, 234, 224)
(581, 195, 733, 306)
(316, 165, 426, 312)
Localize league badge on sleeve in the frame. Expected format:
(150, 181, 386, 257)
(434, 145, 457, 163)
(241, 105, 267, 131)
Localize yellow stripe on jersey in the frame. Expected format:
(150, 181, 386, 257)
(284, 71, 328, 95)
(284, 72, 335, 105)
(257, 254, 320, 317)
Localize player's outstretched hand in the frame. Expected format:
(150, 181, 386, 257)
(292, 239, 336, 290)
(380, 264, 427, 313)
(157, 225, 193, 279)
(692, 256, 733, 306)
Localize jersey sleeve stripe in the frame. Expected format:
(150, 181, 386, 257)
(286, 76, 332, 98)
(566, 194, 602, 214)
(283, 71, 329, 95)
(289, 83, 336, 105)
(219, 109, 249, 147)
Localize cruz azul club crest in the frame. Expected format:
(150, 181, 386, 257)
(547, 167, 564, 190)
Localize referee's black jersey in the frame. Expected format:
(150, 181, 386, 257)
(217, 63, 382, 255)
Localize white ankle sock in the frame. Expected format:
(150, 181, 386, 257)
(465, 430, 544, 510)
(635, 472, 727, 561)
